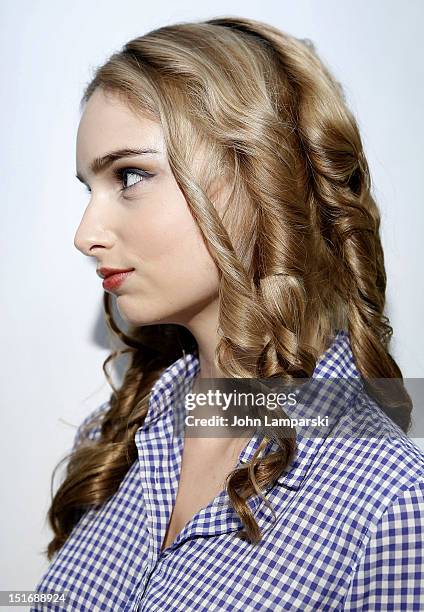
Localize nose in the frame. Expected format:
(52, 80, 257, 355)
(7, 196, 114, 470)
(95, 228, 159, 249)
(73, 204, 115, 257)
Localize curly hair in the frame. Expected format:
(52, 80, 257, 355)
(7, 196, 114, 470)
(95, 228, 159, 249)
(44, 15, 412, 560)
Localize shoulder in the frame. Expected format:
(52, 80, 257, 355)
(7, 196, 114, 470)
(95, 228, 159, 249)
(309, 389, 424, 606)
(349, 387, 424, 485)
(308, 385, 423, 541)
(324, 385, 424, 484)
(71, 400, 111, 451)
(341, 477, 424, 608)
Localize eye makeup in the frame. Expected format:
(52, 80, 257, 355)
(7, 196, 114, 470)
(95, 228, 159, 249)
(112, 167, 155, 192)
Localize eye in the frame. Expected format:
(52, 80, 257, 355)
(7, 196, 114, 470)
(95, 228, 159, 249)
(113, 167, 154, 192)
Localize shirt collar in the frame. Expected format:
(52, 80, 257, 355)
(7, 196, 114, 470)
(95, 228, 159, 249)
(142, 329, 363, 490)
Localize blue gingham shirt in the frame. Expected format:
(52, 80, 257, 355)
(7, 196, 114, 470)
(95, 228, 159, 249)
(32, 330, 424, 610)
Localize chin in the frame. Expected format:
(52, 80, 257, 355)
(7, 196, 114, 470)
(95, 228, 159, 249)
(115, 296, 178, 328)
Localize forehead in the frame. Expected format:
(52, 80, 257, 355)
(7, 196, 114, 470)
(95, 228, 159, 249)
(76, 88, 163, 170)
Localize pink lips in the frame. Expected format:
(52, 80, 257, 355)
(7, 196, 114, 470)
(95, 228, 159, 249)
(102, 271, 133, 291)
(98, 267, 135, 292)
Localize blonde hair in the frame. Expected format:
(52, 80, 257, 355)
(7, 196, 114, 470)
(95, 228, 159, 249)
(45, 16, 411, 560)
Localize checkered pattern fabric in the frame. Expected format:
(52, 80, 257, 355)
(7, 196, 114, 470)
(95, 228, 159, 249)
(32, 330, 424, 610)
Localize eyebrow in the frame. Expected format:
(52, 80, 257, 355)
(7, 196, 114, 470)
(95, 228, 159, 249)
(75, 147, 161, 184)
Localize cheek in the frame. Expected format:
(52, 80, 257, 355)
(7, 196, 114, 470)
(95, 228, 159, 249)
(160, 217, 219, 296)
(124, 194, 220, 294)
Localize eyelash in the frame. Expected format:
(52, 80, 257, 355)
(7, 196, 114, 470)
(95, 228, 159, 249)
(84, 167, 154, 194)
(113, 167, 154, 192)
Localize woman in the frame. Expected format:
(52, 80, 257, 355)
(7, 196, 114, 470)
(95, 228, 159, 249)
(32, 16, 423, 611)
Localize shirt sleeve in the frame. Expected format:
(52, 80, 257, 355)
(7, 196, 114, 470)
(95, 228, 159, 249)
(342, 478, 424, 610)
(71, 400, 111, 452)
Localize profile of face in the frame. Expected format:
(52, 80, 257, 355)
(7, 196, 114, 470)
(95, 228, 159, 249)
(75, 87, 220, 328)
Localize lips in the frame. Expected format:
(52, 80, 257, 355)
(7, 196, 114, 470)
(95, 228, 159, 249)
(101, 269, 134, 291)
(97, 267, 135, 280)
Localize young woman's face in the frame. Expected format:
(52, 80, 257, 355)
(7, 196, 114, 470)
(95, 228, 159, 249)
(75, 87, 220, 327)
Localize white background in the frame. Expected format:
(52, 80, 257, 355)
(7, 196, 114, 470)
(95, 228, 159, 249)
(1, 0, 423, 598)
